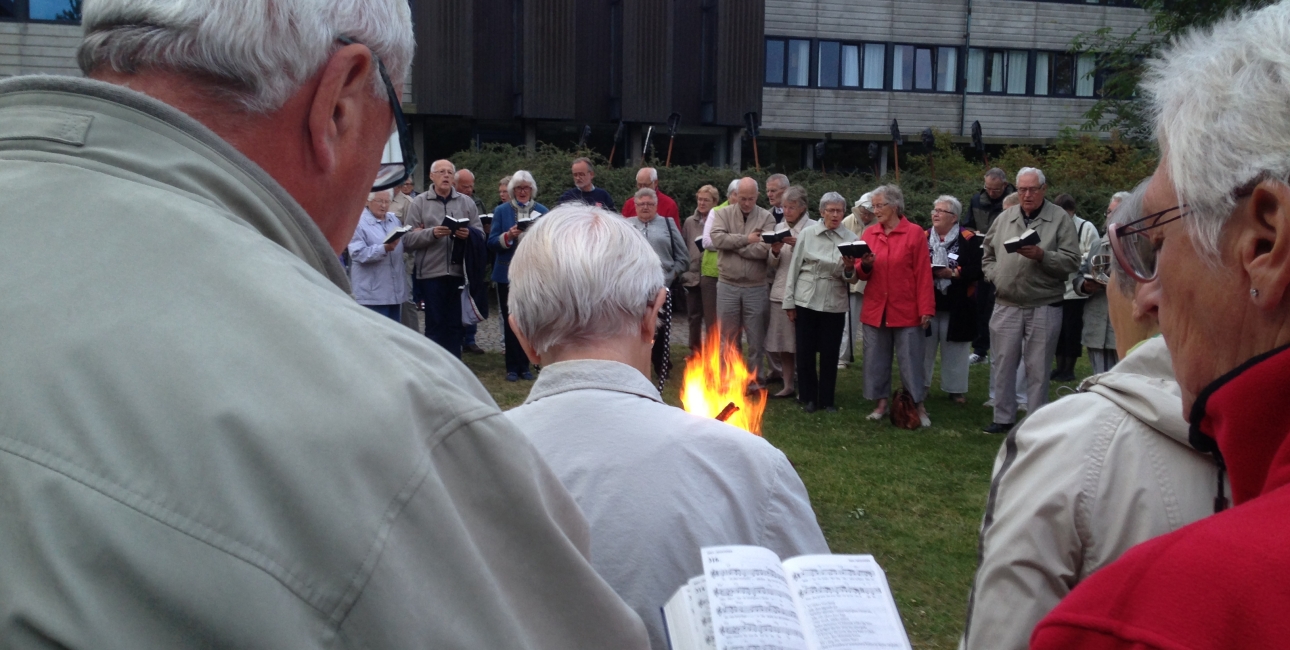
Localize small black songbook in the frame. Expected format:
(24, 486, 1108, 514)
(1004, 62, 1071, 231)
(383, 225, 412, 244)
(760, 229, 791, 244)
(479, 213, 493, 226)
(442, 215, 470, 231)
(1004, 229, 1041, 253)
(837, 241, 871, 258)
(695, 236, 705, 252)
(516, 214, 541, 231)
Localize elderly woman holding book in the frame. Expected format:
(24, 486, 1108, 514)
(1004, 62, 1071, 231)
(855, 185, 936, 426)
(764, 185, 814, 399)
(488, 170, 547, 382)
(781, 191, 860, 412)
(923, 195, 983, 404)
(503, 205, 828, 650)
(681, 185, 720, 353)
(627, 188, 689, 384)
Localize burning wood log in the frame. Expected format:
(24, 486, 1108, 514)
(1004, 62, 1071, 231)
(715, 402, 740, 423)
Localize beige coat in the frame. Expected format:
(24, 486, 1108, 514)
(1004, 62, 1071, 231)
(0, 75, 649, 650)
(709, 203, 775, 287)
(681, 212, 706, 287)
(962, 337, 1223, 650)
(982, 200, 1082, 308)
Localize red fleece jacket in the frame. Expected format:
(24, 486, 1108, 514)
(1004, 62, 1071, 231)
(855, 217, 935, 328)
(1031, 344, 1290, 649)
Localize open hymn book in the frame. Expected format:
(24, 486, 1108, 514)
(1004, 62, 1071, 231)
(662, 545, 912, 650)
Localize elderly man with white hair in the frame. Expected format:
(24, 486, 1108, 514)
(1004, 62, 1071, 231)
(710, 177, 777, 388)
(1034, 5, 1290, 645)
(504, 205, 828, 650)
(980, 167, 1081, 434)
(621, 167, 681, 230)
(0, 1, 652, 647)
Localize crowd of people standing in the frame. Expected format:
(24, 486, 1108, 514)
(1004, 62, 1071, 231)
(351, 153, 1137, 431)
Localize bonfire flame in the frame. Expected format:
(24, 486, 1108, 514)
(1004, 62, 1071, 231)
(681, 325, 767, 435)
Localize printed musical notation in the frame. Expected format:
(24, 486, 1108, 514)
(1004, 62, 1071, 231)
(702, 546, 809, 650)
(710, 567, 783, 580)
(797, 585, 883, 598)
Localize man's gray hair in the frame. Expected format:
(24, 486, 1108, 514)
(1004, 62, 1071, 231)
(639, 167, 658, 183)
(455, 169, 475, 182)
(572, 157, 596, 173)
(499, 175, 513, 187)
(985, 168, 1008, 183)
(935, 195, 963, 217)
(782, 185, 808, 209)
(431, 159, 457, 175)
(726, 178, 740, 197)
(508, 170, 538, 196)
(1017, 167, 1047, 186)
(367, 188, 393, 201)
(766, 173, 790, 189)
(1143, 2, 1290, 261)
(872, 185, 905, 213)
(508, 205, 665, 356)
(634, 187, 658, 202)
(77, 0, 414, 114)
(819, 191, 847, 213)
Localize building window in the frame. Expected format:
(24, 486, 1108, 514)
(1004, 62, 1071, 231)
(818, 40, 840, 88)
(1076, 53, 1097, 96)
(937, 46, 958, 92)
(1, 0, 82, 21)
(841, 44, 860, 87)
(966, 48, 1028, 94)
(786, 39, 811, 86)
(863, 43, 886, 89)
(765, 39, 786, 84)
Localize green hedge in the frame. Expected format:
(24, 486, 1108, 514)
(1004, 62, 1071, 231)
(449, 131, 1156, 231)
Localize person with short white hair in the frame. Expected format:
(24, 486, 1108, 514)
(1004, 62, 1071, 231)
(504, 205, 829, 650)
(488, 170, 548, 381)
(626, 187, 689, 385)
(764, 185, 815, 399)
(922, 195, 983, 403)
(710, 177, 777, 389)
(0, 0, 652, 647)
(766, 173, 790, 223)
(348, 188, 410, 320)
(980, 167, 1081, 434)
(621, 167, 681, 230)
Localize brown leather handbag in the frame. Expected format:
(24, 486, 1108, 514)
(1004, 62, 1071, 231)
(889, 388, 921, 430)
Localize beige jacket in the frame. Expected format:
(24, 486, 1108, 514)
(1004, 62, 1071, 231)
(681, 212, 705, 287)
(961, 337, 1223, 650)
(767, 215, 814, 302)
(709, 203, 775, 287)
(982, 200, 1081, 308)
(780, 220, 860, 312)
(0, 75, 648, 650)
(389, 191, 414, 220)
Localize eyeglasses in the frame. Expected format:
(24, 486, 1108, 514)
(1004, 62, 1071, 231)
(871, 202, 891, 210)
(1107, 205, 1187, 283)
(1016, 186, 1044, 195)
(932, 208, 955, 216)
(336, 36, 418, 193)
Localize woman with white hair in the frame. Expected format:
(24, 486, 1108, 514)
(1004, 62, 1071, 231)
(626, 187, 689, 382)
(1032, 4, 1290, 646)
(838, 192, 875, 367)
(487, 170, 547, 381)
(923, 195, 982, 403)
(683, 184, 721, 352)
(347, 189, 409, 320)
(782, 191, 861, 412)
(855, 184, 936, 426)
(764, 185, 816, 399)
(503, 205, 829, 649)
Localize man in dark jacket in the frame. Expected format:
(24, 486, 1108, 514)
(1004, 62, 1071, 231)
(559, 157, 616, 210)
(966, 168, 1015, 362)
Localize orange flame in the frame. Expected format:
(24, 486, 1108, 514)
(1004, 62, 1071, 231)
(680, 325, 767, 435)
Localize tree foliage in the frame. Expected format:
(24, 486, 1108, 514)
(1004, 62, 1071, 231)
(451, 134, 1153, 231)
(1077, 0, 1276, 145)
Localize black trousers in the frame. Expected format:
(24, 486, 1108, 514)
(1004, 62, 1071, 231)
(973, 281, 996, 355)
(496, 283, 530, 374)
(1055, 298, 1086, 358)
(416, 276, 463, 358)
(795, 308, 846, 408)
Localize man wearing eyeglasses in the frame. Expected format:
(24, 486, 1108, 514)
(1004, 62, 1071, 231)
(560, 157, 617, 210)
(0, 1, 650, 648)
(402, 159, 484, 358)
(980, 167, 1082, 434)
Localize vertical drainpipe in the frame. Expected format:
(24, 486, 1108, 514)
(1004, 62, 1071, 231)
(960, 0, 972, 136)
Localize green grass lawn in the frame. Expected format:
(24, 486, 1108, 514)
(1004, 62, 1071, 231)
(462, 346, 1094, 649)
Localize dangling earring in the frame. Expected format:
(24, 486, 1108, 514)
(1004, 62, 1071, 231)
(1251, 288, 1260, 299)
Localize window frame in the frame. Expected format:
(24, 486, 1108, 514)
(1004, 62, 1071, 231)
(890, 42, 960, 94)
(810, 38, 890, 90)
(0, 0, 82, 23)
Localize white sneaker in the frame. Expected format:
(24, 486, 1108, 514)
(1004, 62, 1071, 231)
(837, 361, 849, 369)
(919, 413, 931, 428)
(983, 398, 995, 407)
(968, 353, 981, 364)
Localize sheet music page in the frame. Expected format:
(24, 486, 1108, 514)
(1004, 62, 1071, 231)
(702, 545, 808, 650)
(688, 576, 717, 650)
(782, 555, 912, 650)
